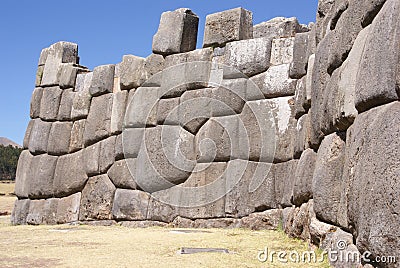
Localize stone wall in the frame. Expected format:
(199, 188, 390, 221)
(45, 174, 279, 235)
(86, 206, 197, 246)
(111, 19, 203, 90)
(12, 1, 399, 267)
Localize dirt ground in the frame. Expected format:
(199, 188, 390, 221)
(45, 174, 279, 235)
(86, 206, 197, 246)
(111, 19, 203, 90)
(0, 182, 330, 267)
(0, 182, 16, 215)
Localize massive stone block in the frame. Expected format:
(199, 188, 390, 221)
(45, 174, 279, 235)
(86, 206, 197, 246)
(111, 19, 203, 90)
(312, 132, 346, 226)
(112, 189, 150, 220)
(294, 76, 307, 118)
(56, 192, 81, 224)
(253, 17, 308, 40)
(89, 64, 115, 97)
(203, 7, 253, 48)
(79, 174, 116, 221)
(289, 32, 310, 79)
(294, 113, 312, 158)
(84, 137, 115, 176)
(28, 119, 52, 155)
(124, 87, 158, 128)
(83, 93, 113, 146)
(69, 119, 85, 153)
(39, 87, 62, 121)
(293, 149, 316, 206)
(110, 91, 128, 134)
(30, 87, 43, 119)
(11, 199, 30, 225)
(121, 128, 145, 159)
(344, 102, 400, 262)
(14, 150, 34, 198)
(274, 160, 298, 208)
(28, 154, 58, 199)
(270, 37, 294, 66)
(71, 72, 93, 120)
(47, 122, 73, 155)
(224, 37, 272, 77)
(251, 64, 297, 98)
(26, 198, 59, 225)
(355, 0, 400, 112)
(152, 8, 199, 55)
(23, 120, 35, 149)
(107, 159, 137, 189)
(118, 55, 146, 90)
(58, 63, 85, 89)
(135, 125, 196, 193)
(57, 88, 74, 121)
(53, 150, 88, 197)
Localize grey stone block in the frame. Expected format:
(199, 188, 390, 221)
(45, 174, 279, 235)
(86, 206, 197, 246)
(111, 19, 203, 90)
(69, 119, 85, 153)
(30, 87, 43, 119)
(56, 192, 81, 224)
(224, 37, 272, 77)
(152, 8, 199, 55)
(312, 132, 346, 226)
(110, 91, 128, 134)
(274, 160, 298, 208)
(118, 55, 146, 90)
(28, 154, 58, 199)
(305, 54, 314, 108)
(23, 120, 35, 149)
(11, 199, 30, 225)
(83, 93, 113, 146)
(143, 53, 165, 80)
(89, 64, 115, 97)
(112, 189, 150, 220)
(251, 64, 297, 98)
(253, 17, 309, 40)
(53, 150, 88, 197)
(71, 72, 92, 120)
(28, 119, 52, 155)
(79, 174, 116, 221)
(57, 88, 74, 121)
(35, 66, 44, 87)
(220, 78, 264, 101)
(270, 37, 295, 66)
(294, 76, 307, 118)
(121, 128, 145, 159)
(293, 149, 317, 206)
(47, 122, 73, 155)
(38, 47, 50, 66)
(107, 159, 137, 189)
(48, 41, 79, 64)
(355, 0, 400, 112)
(27, 198, 59, 225)
(344, 102, 400, 261)
(14, 150, 34, 198)
(39, 86, 62, 121)
(203, 7, 253, 48)
(124, 87, 158, 128)
(135, 125, 196, 193)
(58, 63, 84, 89)
(84, 136, 115, 177)
(157, 97, 180, 125)
(289, 32, 310, 79)
(294, 113, 312, 158)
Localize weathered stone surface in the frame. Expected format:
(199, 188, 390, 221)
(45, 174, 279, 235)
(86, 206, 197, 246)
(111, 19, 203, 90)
(47, 122, 73, 155)
(251, 64, 297, 98)
(47, 41, 79, 64)
(161, 49, 213, 98)
(79, 175, 116, 221)
(111, 90, 128, 134)
(27, 198, 59, 225)
(294, 76, 307, 118)
(107, 159, 137, 189)
(253, 17, 308, 40)
(274, 160, 298, 207)
(294, 113, 311, 158)
(56, 192, 81, 224)
(143, 54, 165, 80)
(35, 66, 44, 87)
(312, 132, 346, 226)
(84, 137, 115, 176)
(289, 32, 310, 79)
(53, 150, 87, 197)
(83, 93, 113, 146)
(124, 87, 158, 127)
(89, 65, 115, 97)
(39, 87, 62, 121)
(355, 0, 400, 113)
(69, 119, 85, 153)
(58, 63, 84, 89)
(112, 189, 150, 220)
(304, 54, 314, 108)
(157, 97, 180, 125)
(114, 134, 123, 160)
(224, 38, 272, 77)
(344, 102, 400, 263)
(293, 149, 316, 206)
(120, 221, 168, 228)
(118, 55, 146, 90)
(220, 78, 264, 102)
(14, 150, 33, 198)
(71, 72, 92, 120)
(28, 154, 58, 199)
(11, 199, 30, 225)
(283, 201, 314, 240)
(121, 128, 145, 159)
(153, 8, 199, 56)
(30, 87, 43, 119)
(225, 160, 275, 217)
(23, 120, 35, 149)
(238, 210, 282, 230)
(203, 7, 253, 48)
(38, 47, 50, 66)
(147, 196, 178, 223)
(28, 119, 52, 155)
(57, 88, 74, 121)
(270, 37, 294, 66)
(135, 125, 196, 193)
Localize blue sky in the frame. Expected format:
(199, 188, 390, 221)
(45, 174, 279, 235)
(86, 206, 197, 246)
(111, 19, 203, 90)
(0, 0, 318, 145)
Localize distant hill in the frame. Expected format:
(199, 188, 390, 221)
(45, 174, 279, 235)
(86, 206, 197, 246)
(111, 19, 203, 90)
(0, 137, 21, 148)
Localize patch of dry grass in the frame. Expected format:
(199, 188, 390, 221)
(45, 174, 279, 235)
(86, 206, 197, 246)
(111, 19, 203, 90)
(0, 218, 331, 268)
(0, 182, 15, 195)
